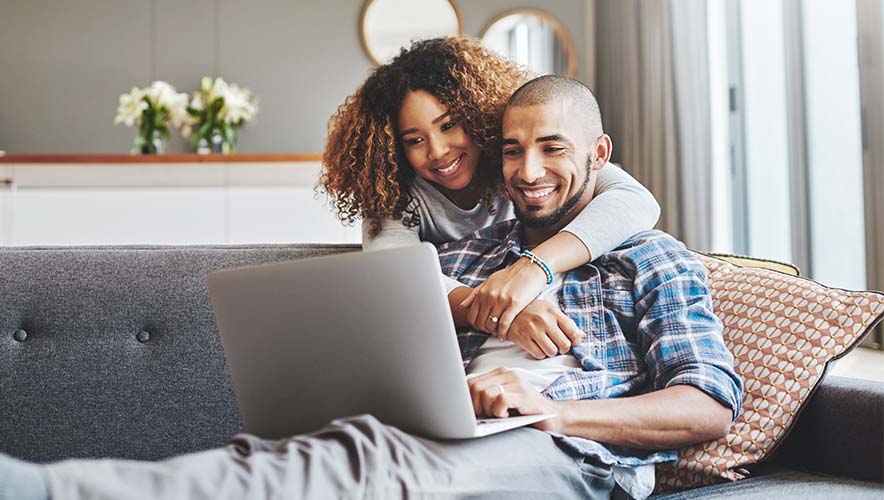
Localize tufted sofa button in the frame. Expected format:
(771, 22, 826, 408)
(12, 329, 27, 342)
(136, 331, 150, 343)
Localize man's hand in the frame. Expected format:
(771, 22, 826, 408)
(460, 258, 548, 338)
(506, 299, 584, 359)
(467, 368, 562, 433)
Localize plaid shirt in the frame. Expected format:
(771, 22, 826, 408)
(438, 221, 744, 467)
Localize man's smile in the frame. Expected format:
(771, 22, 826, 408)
(514, 184, 560, 207)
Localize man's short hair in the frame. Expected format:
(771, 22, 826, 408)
(506, 75, 604, 144)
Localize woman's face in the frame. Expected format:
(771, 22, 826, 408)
(397, 89, 480, 192)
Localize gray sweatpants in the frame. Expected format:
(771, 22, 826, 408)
(44, 415, 616, 500)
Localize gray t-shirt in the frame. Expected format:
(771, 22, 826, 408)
(363, 163, 660, 292)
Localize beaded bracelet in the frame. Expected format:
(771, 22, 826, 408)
(520, 249, 554, 285)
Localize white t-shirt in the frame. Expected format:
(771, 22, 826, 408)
(465, 273, 656, 500)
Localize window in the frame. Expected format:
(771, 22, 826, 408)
(709, 0, 869, 292)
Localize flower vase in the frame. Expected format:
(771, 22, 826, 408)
(209, 128, 236, 154)
(133, 128, 165, 155)
(211, 129, 224, 153)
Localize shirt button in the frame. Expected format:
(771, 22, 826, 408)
(136, 331, 151, 343)
(12, 329, 27, 342)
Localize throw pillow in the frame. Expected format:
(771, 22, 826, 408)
(654, 253, 884, 491)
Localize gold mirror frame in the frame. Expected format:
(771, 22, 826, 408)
(479, 8, 577, 78)
(359, 0, 464, 66)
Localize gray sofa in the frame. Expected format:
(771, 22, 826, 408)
(1, 245, 882, 499)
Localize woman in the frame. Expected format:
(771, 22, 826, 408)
(321, 37, 659, 355)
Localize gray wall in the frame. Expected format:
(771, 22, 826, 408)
(0, 0, 587, 154)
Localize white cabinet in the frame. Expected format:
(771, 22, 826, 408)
(0, 166, 12, 244)
(10, 187, 228, 245)
(227, 186, 360, 244)
(0, 160, 362, 246)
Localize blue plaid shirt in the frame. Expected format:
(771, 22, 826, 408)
(438, 221, 744, 467)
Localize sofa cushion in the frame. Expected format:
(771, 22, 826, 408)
(655, 254, 884, 491)
(773, 375, 884, 483)
(651, 470, 884, 499)
(706, 253, 800, 277)
(0, 244, 360, 463)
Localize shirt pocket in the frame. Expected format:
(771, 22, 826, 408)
(600, 288, 637, 338)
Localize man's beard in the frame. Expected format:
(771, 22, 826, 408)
(512, 168, 590, 229)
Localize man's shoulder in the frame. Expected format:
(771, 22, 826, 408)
(615, 229, 687, 256)
(598, 230, 705, 279)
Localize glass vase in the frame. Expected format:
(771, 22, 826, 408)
(134, 129, 165, 155)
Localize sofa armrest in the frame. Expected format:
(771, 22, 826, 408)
(772, 375, 884, 483)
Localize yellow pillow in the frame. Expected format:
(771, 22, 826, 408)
(705, 252, 800, 277)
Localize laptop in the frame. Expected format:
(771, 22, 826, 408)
(207, 243, 553, 440)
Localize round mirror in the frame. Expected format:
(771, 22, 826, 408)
(360, 0, 463, 66)
(480, 9, 577, 77)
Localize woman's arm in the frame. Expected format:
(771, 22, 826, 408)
(464, 164, 660, 338)
(545, 163, 660, 268)
(363, 217, 474, 327)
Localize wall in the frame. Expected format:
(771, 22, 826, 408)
(0, 0, 587, 154)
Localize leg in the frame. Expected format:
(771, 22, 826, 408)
(0, 454, 48, 500)
(44, 415, 613, 500)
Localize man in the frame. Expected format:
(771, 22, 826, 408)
(0, 76, 741, 500)
(438, 75, 742, 498)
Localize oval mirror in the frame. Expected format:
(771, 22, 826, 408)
(360, 0, 463, 66)
(480, 9, 577, 77)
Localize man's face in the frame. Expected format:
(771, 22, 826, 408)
(501, 101, 596, 229)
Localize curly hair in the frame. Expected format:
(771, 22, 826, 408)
(320, 36, 529, 237)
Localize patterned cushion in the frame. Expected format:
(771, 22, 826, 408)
(655, 254, 884, 492)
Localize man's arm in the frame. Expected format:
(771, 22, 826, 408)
(469, 236, 742, 449)
(468, 369, 732, 449)
(553, 385, 732, 448)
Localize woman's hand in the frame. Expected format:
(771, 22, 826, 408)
(506, 299, 584, 359)
(461, 258, 549, 338)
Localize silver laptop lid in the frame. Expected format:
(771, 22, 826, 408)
(208, 243, 480, 439)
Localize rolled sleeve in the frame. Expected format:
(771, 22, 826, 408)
(630, 239, 744, 420)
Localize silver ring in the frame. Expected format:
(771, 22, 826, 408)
(489, 315, 499, 323)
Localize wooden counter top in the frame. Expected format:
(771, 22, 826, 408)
(0, 153, 322, 164)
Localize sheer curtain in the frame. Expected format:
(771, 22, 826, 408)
(594, 0, 713, 250)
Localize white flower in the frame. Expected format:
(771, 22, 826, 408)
(189, 92, 204, 111)
(201, 76, 213, 94)
(220, 83, 257, 124)
(145, 80, 175, 108)
(143, 81, 190, 128)
(209, 77, 229, 102)
(165, 91, 191, 128)
(114, 86, 148, 127)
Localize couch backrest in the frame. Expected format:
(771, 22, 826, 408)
(0, 244, 359, 462)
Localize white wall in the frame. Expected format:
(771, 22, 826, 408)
(0, 0, 588, 154)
